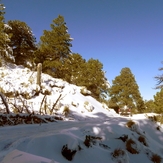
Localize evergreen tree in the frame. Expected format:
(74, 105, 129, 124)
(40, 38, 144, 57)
(0, 3, 5, 50)
(35, 15, 73, 76)
(109, 67, 145, 113)
(6, 20, 37, 66)
(60, 53, 86, 83)
(82, 58, 109, 99)
(60, 54, 109, 100)
(153, 89, 163, 114)
(155, 61, 163, 89)
(0, 3, 13, 64)
(144, 99, 155, 113)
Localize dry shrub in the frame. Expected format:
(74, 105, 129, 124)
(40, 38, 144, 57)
(126, 138, 139, 154)
(112, 148, 125, 158)
(84, 101, 89, 105)
(126, 120, 135, 128)
(138, 135, 148, 146)
(63, 105, 70, 116)
(84, 135, 102, 148)
(61, 144, 77, 161)
(151, 154, 162, 163)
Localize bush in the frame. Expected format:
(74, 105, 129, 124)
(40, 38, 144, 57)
(84, 135, 102, 148)
(151, 154, 162, 163)
(126, 120, 135, 128)
(126, 138, 139, 154)
(138, 135, 148, 146)
(63, 105, 70, 116)
(111, 148, 125, 158)
(147, 114, 163, 124)
(61, 144, 77, 161)
(80, 86, 91, 96)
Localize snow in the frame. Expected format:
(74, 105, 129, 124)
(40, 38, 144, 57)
(0, 63, 163, 163)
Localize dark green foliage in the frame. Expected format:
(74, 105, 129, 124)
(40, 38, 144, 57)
(144, 99, 155, 113)
(40, 51, 108, 100)
(34, 15, 108, 100)
(35, 15, 72, 75)
(0, 3, 13, 64)
(6, 20, 37, 66)
(0, 3, 5, 50)
(61, 53, 86, 83)
(62, 55, 109, 100)
(108, 98, 119, 113)
(153, 89, 163, 114)
(82, 58, 108, 99)
(109, 67, 145, 113)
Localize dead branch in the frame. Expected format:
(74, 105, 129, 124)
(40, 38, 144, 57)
(18, 96, 31, 114)
(50, 94, 62, 115)
(39, 94, 47, 115)
(0, 92, 10, 114)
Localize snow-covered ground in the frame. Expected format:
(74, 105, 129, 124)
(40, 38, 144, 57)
(0, 64, 163, 163)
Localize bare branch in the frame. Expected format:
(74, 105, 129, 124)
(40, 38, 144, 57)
(50, 94, 62, 115)
(39, 94, 47, 115)
(0, 92, 10, 114)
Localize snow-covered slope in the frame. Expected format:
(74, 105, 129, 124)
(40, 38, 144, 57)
(0, 64, 163, 163)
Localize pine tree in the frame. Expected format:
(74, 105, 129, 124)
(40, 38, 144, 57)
(109, 67, 145, 113)
(0, 3, 5, 50)
(153, 89, 163, 114)
(36, 15, 73, 76)
(59, 54, 109, 100)
(60, 53, 86, 83)
(6, 20, 37, 66)
(82, 58, 109, 99)
(0, 3, 13, 65)
(144, 99, 155, 113)
(155, 61, 163, 89)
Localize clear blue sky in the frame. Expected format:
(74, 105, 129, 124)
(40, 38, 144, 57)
(3, 0, 163, 101)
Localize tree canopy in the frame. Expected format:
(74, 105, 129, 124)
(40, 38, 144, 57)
(0, 3, 14, 65)
(0, 3, 5, 50)
(35, 15, 73, 75)
(144, 99, 155, 113)
(6, 20, 37, 66)
(56, 53, 109, 100)
(109, 67, 145, 113)
(153, 89, 163, 114)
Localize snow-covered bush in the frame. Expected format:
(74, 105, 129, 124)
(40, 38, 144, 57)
(150, 153, 162, 163)
(111, 148, 129, 163)
(126, 138, 139, 154)
(80, 86, 91, 96)
(84, 101, 94, 112)
(41, 83, 52, 95)
(138, 135, 148, 146)
(126, 120, 135, 128)
(112, 148, 125, 158)
(63, 105, 70, 116)
(61, 144, 77, 161)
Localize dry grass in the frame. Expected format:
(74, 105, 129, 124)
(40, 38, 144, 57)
(138, 135, 148, 146)
(84, 101, 89, 106)
(126, 120, 135, 128)
(112, 148, 125, 158)
(126, 138, 139, 154)
(151, 154, 162, 163)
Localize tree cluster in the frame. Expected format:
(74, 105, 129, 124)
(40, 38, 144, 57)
(0, 4, 109, 101)
(143, 62, 163, 114)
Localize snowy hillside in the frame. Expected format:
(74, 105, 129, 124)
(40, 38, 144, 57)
(0, 64, 163, 163)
